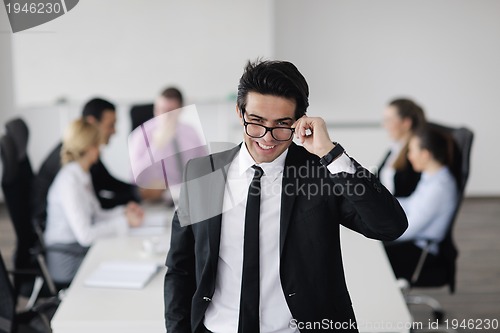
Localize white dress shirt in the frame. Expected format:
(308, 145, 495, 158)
(44, 161, 128, 247)
(204, 143, 355, 333)
(395, 167, 458, 254)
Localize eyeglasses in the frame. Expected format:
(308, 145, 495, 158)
(241, 109, 295, 141)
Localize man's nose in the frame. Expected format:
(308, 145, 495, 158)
(262, 129, 275, 142)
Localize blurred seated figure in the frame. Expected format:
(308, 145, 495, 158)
(130, 103, 154, 132)
(129, 87, 208, 205)
(384, 126, 458, 281)
(44, 119, 144, 285)
(379, 98, 426, 197)
(33, 98, 141, 229)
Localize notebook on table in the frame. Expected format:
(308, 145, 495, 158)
(84, 260, 160, 289)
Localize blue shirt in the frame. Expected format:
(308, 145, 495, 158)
(395, 167, 458, 254)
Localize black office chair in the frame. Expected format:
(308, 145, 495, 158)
(403, 123, 474, 327)
(0, 249, 57, 333)
(31, 143, 62, 232)
(0, 119, 59, 308)
(130, 103, 154, 132)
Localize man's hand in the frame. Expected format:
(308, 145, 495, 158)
(125, 201, 145, 227)
(292, 116, 335, 158)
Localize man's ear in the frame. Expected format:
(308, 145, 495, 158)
(85, 115, 97, 125)
(236, 105, 243, 125)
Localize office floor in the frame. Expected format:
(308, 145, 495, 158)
(407, 197, 500, 332)
(1, 198, 499, 332)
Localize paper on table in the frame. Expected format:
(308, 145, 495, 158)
(142, 212, 169, 227)
(84, 260, 160, 289)
(128, 226, 166, 237)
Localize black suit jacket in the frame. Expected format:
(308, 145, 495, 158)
(164, 143, 408, 333)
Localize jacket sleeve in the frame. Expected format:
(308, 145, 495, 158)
(330, 158, 408, 241)
(90, 159, 141, 209)
(164, 212, 196, 333)
(164, 159, 196, 333)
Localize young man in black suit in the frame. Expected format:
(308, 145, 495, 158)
(164, 60, 408, 333)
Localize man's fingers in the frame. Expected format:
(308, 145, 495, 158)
(294, 118, 309, 139)
(296, 119, 315, 138)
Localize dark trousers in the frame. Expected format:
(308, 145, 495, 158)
(384, 241, 440, 282)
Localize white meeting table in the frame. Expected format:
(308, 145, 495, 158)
(51, 223, 412, 333)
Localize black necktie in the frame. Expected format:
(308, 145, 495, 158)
(238, 165, 264, 333)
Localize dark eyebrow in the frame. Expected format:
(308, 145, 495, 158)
(275, 117, 294, 123)
(247, 113, 294, 123)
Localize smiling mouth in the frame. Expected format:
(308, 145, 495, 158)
(257, 142, 276, 150)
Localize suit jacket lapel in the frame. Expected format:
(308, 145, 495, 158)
(206, 144, 241, 276)
(280, 143, 300, 255)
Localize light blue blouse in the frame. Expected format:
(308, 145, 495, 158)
(395, 167, 458, 254)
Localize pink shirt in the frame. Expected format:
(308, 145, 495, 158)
(128, 116, 208, 191)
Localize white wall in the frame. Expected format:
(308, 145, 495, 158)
(11, 0, 273, 105)
(0, 8, 15, 125)
(274, 0, 500, 196)
(0, 8, 15, 201)
(6, 0, 273, 181)
(2, 0, 499, 196)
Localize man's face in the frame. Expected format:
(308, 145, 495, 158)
(154, 96, 182, 117)
(237, 92, 296, 164)
(96, 110, 116, 145)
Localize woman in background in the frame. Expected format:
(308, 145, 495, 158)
(379, 98, 426, 197)
(384, 126, 458, 281)
(44, 119, 144, 285)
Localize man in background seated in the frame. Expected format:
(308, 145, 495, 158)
(129, 87, 207, 204)
(33, 98, 141, 225)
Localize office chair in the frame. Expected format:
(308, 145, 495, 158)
(0, 119, 59, 308)
(130, 103, 154, 132)
(403, 123, 474, 327)
(0, 249, 57, 333)
(31, 143, 62, 233)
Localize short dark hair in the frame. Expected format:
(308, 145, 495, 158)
(82, 98, 115, 121)
(414, 126, 454, 167)
(160, 87, 184, 106)
(389, 98, 426, 132)
(237, 60, 309, 120)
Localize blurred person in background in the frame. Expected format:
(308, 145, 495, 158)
(384, 126, 458, 281)
(379, 98, 426, 197)
(44, 119, 144, 285)
(33, 97, 141, 227)
(129, 87, 207, 205)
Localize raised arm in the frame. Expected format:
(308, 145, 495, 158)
(293, 116, 408, 240)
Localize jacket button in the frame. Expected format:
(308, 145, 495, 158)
(373, 183, 381, 193)
(203, 297, 211, 302)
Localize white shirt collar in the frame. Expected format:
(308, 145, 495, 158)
(238, 142, 288, 178)
(67, 161, 92, 184)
